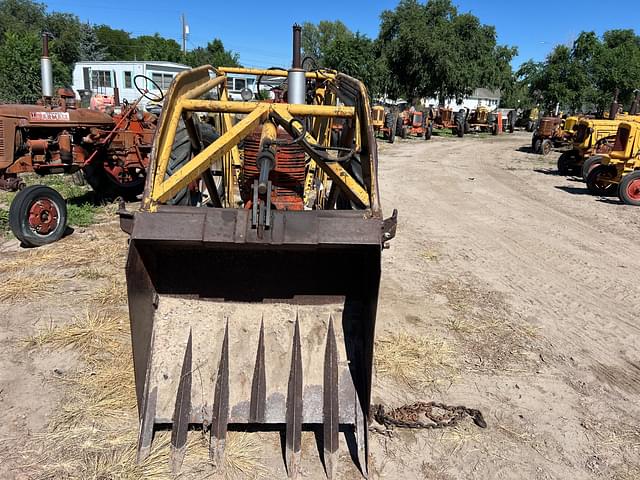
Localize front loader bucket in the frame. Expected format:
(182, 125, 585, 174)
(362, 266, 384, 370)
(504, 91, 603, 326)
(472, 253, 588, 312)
(126, 206, 383, 477)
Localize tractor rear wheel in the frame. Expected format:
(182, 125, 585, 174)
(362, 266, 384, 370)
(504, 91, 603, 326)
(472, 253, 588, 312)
(384, 113, 395, 144)
(455, 115, 464, 138)
(618, 170, 640, 206)
(395, 116, 403, 137)
(586, 164, 618, 196)
(9, 185, 67, 247)
(425, 122, 432, 140)
(83, 160, 146, 201)
(166, 121, 219, 206)
(581, 156, 603, 181)
(541, 139, 552, 156)
(401, 125, 408, 139)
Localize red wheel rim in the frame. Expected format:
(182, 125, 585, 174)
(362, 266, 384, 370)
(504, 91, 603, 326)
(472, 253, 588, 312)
(28, 198, 59, 235)
(627, 178, 640, 201)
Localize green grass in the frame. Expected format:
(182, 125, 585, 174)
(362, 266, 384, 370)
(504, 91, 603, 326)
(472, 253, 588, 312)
(0, 207, 9, 236)
(67, 203, 98, 227)
(433, 128, 455, 138)
(23, 174, 88, 199)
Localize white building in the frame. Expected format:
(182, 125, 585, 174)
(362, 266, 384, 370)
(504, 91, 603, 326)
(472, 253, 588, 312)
(423, 88, 502, 111)
(71, 61, 191, 108)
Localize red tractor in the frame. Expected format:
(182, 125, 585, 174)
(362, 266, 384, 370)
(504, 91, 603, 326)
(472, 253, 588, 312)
(395, 109, 431, 140)
(0, 34, 162, 247)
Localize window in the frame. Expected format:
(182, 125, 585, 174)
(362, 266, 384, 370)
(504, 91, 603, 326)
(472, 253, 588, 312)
(150, 72, 174, 90)
(91, 70, 112, 88)
(123, 71, 132, 89)
(227, 78, 233, 90)
(235, 78, 246, 91)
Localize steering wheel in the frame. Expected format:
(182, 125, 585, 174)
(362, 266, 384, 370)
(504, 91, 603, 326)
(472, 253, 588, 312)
(133, 74, 164, 102)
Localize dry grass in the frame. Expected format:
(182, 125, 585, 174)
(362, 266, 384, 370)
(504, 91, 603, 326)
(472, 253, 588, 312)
(25, 309, 128, 357)
(94, 279, 128, 307)
(0, 273, 56, 302)
(435, 278, 537, 373)
(375, 332, 459, 391)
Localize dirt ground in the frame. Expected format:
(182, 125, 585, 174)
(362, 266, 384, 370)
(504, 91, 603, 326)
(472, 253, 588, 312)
(1, 131, 639, 479)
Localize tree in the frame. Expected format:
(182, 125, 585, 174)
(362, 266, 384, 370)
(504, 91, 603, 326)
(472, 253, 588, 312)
(378, 0, 516, 102)
(300, 20, 389, 97)
(78, 22, 106, 61)
(0, 30, 66, 103)
(0, 0, 46, 37)
(185, 39, 240, 68)
(132, 33, 181, 62)
(94, 25, 134, 60)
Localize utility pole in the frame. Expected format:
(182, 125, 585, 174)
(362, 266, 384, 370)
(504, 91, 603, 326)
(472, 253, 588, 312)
(181, 14, 189, 55)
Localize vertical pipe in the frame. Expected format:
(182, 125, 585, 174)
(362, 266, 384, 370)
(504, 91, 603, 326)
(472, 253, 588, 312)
(292, 24, 302, 69)
(41, 33, 53, 99)
(288, 24, 306, 105)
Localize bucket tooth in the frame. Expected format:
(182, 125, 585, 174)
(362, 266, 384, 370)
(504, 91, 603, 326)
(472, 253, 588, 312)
(323, 316, 339, 479)
(354, 393, 368, 478)
(170, 330, 193, 475)
(249, 318, 266, 423)
(137, 330, 157, 463)
(210, 320, 230, 469)
(285, 315, 303, 478)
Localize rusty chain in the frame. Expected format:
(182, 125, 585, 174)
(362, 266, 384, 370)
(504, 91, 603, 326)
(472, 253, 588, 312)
(371, 402, 487, 434)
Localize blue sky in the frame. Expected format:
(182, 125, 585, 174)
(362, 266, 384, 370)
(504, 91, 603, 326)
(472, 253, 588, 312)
(45, 0, 640, 68)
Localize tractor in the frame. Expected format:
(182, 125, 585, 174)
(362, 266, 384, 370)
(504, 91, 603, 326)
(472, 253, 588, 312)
(1, 33, 162, 247)
(431, 106, 466, 137)
(464, 106, 499, 135)
(395, 109, 431, 139)
(371, 105, 396, 143)
(558, 93, 640, 175)
(515, 107, 540, 132)
(117, 24, 396, 478)
(531, 115, 578, 155)
(583, 120, 640, 205)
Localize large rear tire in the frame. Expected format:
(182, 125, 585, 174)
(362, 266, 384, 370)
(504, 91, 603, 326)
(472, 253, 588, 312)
(586, 165, 618, 196)
(9, 185, 67, 247)
(384, 113, 395, 144)
(83, 161, 146, 201)
(166, 121, 219, 206)
(425, 122, 432, 140)
(618, 170, 640, 206)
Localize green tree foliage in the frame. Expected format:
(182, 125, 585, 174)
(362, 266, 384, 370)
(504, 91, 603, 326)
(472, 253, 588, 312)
(378, 0, 516, 102)
(185, 39, 240, 68)
(78, 22, 107, 61)
(0, 30, 65, 102)
(301, 20, 389, 97)
(519, 30, 640, 113)
(133, 34, 181, 63)
(94, 25, 134, 60)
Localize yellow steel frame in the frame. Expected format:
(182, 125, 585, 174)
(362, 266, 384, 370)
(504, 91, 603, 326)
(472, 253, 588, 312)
(145, 66, 372, 210)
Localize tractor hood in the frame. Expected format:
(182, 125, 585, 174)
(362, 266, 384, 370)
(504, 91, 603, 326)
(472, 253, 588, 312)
(0, 104, 114, 128)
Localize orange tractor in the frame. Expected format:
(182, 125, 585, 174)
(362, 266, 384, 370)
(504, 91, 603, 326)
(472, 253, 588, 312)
(371, 105, 396, 143)
(395, 109, 431, 139)
(1, 33, 163, 246)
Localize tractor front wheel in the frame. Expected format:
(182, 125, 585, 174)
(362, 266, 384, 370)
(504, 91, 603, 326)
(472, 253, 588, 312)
(9, 185, 68, 247)
(581, 156, 603, 181)
(541, 139, 553, 156)
(425, 122, 432, 140)
(618, 171, 640, 206)
(557, 151, 576, 175)
(586, 165, 618, 196)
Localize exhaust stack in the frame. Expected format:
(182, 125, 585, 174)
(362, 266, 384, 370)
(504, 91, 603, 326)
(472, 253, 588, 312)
(609, 88, 620, 120)
(288, 24, 305, 105)
(41, 32, 53, 100)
